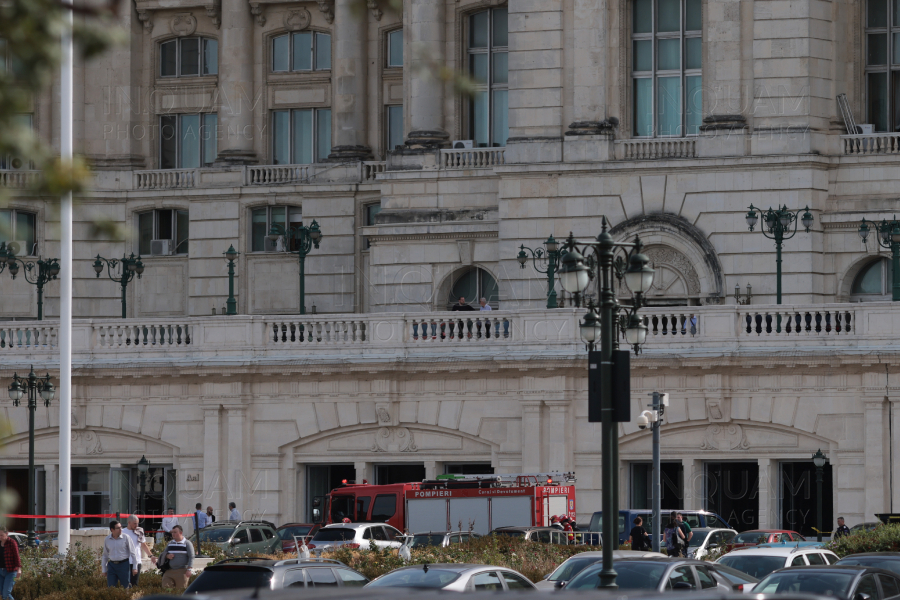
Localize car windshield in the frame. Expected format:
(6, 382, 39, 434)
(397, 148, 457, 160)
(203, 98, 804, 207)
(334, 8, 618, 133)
(731, 532, 770, 544)
(547, 556, 601, 582)
(367, 569, 462, 588)
(186, 566, 273, 593)
(566, 562, 666, 591)
(838, 557, 900, 576)
(199, 527, 236, 543)
(410, 534, 445, 548)
(689, 531, 712, 547)
(278, 526, 312, 540)
(718, 555, 786, 579)
(754, 571, 855, 596)
(312, 528, 356, 542)
(491, 530, 525, 538)
(712, 564, 760, 585)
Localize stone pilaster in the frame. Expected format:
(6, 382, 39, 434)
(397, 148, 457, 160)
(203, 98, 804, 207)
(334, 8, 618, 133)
(545, 401, 569, 473)
(202, 407, 222, 513)
(521, 402, 543, 472)
(402, 0, 448, 150)
(864, 400, 889, 519)
(328, 0, 372, 161)
(355, 462, 374, 485)
(892, 399, 900, 511)
(566, 0, 609, 132)
(216, 0, 257, 164)
(756, 458, 775, 529)
(226, 406, 246, 507)
(682, 458, 700, 510)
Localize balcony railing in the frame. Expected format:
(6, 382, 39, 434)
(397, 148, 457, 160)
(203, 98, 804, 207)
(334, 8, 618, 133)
(245, 164, 313, 185)
(360, 161, 386, 181)
(841, 133, 900, 155)
(0, 169, 41, 188)
(616, 138, 697, 160)
(440, 147, 506, 169)
(134, 169, 197, 190)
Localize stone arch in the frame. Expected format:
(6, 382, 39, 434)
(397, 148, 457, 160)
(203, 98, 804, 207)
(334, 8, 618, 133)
(838, 253, 890, 301)
(609, 214, 726, 304)
(433, 264, 501, 310)
(2, 426, 180, 463)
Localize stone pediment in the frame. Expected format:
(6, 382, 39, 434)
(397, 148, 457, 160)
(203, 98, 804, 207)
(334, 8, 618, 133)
(15, 429, 175, 459)
(619, 422, 823, 455)
(292, 426, 493, 456)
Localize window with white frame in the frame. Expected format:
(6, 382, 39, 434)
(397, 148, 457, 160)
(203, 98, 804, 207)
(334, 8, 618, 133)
(631, 0, 702, 137)
(851, 258, 893, 299)
(272, 108, 332, 164)
(137, 209, 189, 256)
(1, 114, 33, 170)
(160, 114, 218, 169)
(251, 206, 303, 252)
(467, 8, 508, 148)
(0, 209, 37, 256)
(160, 37, 218, 77)
(864, 0, 900, 131)
(386, 105, 404, 152)
(387, 29, 403, 67)
(272, 31, 332, 72)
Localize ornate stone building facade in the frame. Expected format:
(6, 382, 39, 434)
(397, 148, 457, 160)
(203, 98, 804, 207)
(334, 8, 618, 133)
(0, 0, 896, 535)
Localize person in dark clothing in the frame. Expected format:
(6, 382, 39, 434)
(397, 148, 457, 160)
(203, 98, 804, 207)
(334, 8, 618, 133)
(834, 517, 851, 538)
(628, 516, 651, 551)
(451, 296, 476, 311)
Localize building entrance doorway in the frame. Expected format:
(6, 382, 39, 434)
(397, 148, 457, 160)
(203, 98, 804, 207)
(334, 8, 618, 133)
(631, 463, 684, 510)
(376, 464, 426, 485)
(705, 462, 759, 532)
(781, 461, 833, 537)
(306, 464, 355, 522)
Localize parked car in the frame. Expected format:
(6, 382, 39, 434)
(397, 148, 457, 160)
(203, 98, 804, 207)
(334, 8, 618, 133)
(366, 563, 536, 591)
(837, 553, 900, 578)
(686, 528, 738, 560)
(851, 522, 882, 534)
(563, 557, 737, 592)
(753, 565, 900, 599)
(308, 522, 404, 556)
(535, 550, 667, 590)
(276, 523, 320, 553)
(197, 520, 281, 556)
(587, 510, 732, 545)
(489, 526, 572, 545)
(184, 557, 369, 594)
(712, 563, 763, 593)
(408, 531, 479, 549)
(725, 529, 806, 551)
(716, 546, 839, 579)
(8, 532, 27, 548)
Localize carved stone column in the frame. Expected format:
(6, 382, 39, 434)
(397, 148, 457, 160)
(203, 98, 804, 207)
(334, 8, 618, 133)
(202, 407, 222, 516)
(328, 0, 373, 160)
(216, 0, 257, 164)
(545, 401, 569, 473)
(865, 400, 888, 518)
(402, 0, 448, 150)
(226, 406, 246, 509)
(521, 402, 542, 472)
(566, 0, 610, 134)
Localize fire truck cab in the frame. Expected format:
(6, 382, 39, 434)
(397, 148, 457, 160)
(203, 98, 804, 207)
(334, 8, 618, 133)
(316, 472, 576, 536)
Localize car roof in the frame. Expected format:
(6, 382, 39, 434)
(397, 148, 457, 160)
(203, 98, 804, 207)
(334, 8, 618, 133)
(277, 523, 316, 529)
(723, 546, 827, 556)
(322, 523, 394, 530)
(736, 529, 799, 534)
(209, 558, 349, 570)
(771, 565, 893, 575)
(491, 526, 558, 532)
(839, 553, 900, 558)
(389, 564, 519, 574)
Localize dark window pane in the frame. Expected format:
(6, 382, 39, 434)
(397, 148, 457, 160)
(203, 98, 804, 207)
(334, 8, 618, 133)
(870, 0, 888, 27)
(869, 71, 889, 131)
(250, 529, 264, 543)
(634, 78, 653, 136)
(273, 111, 291, 164)
(893, 71, 900, 129)
(316, 109, 332, 161)
(0, 210, 10, 243)
(387, 105, 404, 151)
(293, 32, 312, 70)
(294, 109, 314, 164)
(157, 209, 173, 241)
(634, 40, 653, 71)
(686, 75, 702, 134)
(202, 113, 217, 165)
(203, 39, 218, 75)
(180, 114, 201, 168)
(686, 0, 702, 30)
(471, 91, 489, 146)
(634, 0, 653, 34)
(160, 115, 177, 169)
(894, 32, 900, 63)
(658, 38, 680, 70)
(658, 0, 680, 32)
(492, 52, 508, 84)
(686, 37, 702, 69)
(251, 208, 268, 252)
(657, 76, 682, 135)
(315, 33, 331, 70)
(470, 11, 489, 48)
(470, 53, 488, 84)
(895, 0, 900, 26)
(366, 204, 382, 227)
(853, 260, 885, 294)
(180, 38, 200, 76)
(160, 40, 177, 76)
(371, 495, 397, 522)
(16, 212, 35, 255)
(273, 35, 289, 71)
(175, 210, 189, 254)
(492, 89, 508, 146)
(139, 212, 154, 255)
(492, 8, 508, 47)
(388, 29, 403, 66)
(869, 33, 888, 65)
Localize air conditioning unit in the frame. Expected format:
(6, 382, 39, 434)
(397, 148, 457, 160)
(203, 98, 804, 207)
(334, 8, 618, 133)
(5, 241, 27, 256)
(150, 239, 171, 256)
(857, 124, 874, 134)
(452, 140, 474, 149)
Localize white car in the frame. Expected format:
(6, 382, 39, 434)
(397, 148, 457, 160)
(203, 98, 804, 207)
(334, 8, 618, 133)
(686, 527, 738, 559)
(535, 550, 667, 590)
(307, 522, 404, 555)
(716, 545, 839, 580)
(367, 563, 536, 591)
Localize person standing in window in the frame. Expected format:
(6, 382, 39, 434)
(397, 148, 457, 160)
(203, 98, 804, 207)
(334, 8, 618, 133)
(479, 297, 492, 311)
(451, 296, 476, 311)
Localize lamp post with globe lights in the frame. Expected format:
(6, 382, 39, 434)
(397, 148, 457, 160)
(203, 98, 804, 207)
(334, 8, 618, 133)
(92, 253, 145, 318)
(0, 243, 61, 320)
(743, 205, 814, 305)
(857, 217, 900, 301)
(517, 234, 563, 308)
(812, 449, 827, 542)
(137, 455, 150, 516)
(224, 245, 239, 315)
(267, 220, 322, 314)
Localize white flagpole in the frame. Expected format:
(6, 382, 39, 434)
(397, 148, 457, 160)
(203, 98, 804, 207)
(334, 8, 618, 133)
(58, 3, 73, 555)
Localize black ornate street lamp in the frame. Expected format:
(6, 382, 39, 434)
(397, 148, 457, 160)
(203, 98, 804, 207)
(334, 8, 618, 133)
(517, 234, 562, 308)
(858, 217, 900, 301)
(556, 217, 654, 588)
(812, 449, 827, 542)
(137, 455, 150, 516)
(267, 220, 322, 315)
(0, 242, 60, 320)
(744, 205, 814, 305)
(224, 245, 239, 315)
(93, 253, 145, 318)
(8, 366, 55, 547)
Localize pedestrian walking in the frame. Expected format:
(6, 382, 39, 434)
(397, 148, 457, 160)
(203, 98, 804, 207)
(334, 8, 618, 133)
(664, 516, 685, 557)
(628, 516, 651, 551)
(675, 512, 692, 556)
(194, 503, 208, 532)
(123, 514, 156, 587)
(158, 525, 194, 591)
(228, 502, 241, 522)
(206, 506, 216, 524)
(0, 527, 22, 600)
(102, 520, 141, 589)
(161, 508, 178, 542)
(834, 517, 851, 539)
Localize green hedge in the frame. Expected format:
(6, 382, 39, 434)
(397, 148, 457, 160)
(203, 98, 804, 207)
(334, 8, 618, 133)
(827, 523, 900, 557)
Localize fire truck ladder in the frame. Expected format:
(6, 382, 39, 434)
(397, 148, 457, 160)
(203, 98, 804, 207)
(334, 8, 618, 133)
(435, 472, 576, 485)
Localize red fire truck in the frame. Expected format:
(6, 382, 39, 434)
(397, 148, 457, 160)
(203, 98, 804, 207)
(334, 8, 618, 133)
(317, 472, 577, 535)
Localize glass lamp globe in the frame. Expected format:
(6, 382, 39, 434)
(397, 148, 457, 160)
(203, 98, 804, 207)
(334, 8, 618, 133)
(558, 248, 590, 294)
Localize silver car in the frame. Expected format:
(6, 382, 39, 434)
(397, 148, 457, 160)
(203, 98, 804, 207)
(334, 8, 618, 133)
(535, 550, 667, 590)
(408, 531, 479, 549)
(366, 563, 537, 591)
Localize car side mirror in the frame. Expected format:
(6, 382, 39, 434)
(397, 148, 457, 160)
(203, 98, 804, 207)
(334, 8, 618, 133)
(313, 498, 322, 508)
(554, 581, 566, 589)
(854, 594, 872, 600)
(673, 582, 693, 591)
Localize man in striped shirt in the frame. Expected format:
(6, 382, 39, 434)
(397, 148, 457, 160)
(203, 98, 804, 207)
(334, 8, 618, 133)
(159, 525, 195, 590)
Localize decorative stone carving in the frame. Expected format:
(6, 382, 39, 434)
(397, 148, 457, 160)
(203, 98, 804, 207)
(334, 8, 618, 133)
(72, 430, 104, 455)
(372, 427, 417, 452)
(283, 8, 312, 31)
(706, 398, 731, 422)
(250, 3, 266, 26)
(206, 4, 221, 29)
(316, 0, 334, 24)
(137, 10, 153, 34)
(643, 245, 702, 299)
(376, 404, 391, 423)
(367, 0, 383, 20)
(170, 13, 198, 37)
(700, 424, 749, 451)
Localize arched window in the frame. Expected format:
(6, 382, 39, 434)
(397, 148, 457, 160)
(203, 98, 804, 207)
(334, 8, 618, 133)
(448, 267, 499, 309)
(851, 258, 893, 299)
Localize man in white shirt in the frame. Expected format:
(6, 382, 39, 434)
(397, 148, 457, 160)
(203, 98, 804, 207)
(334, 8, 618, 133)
(161, 508, 178, 542)
(228, 502, 241, 522)
(123, 515, 155, 587)
(101, 520, 141, 589)
(479, 297, 492, 311)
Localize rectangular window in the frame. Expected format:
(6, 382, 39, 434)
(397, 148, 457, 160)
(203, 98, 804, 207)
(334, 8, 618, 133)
(272, 108, 331, 164)
(0, 209, 37, 256)
(386, 105, 404, 152)
(865, 0, 900, 130)
(272, 32, 332, 72)
(631, 0, 702, 137)
(250, 205, 303, 252)
(467, 8, 508, 147)
(137, 209, 189, 256)
(159, 37, 217, 77)
(364, 203, 382, 249)
(387, 29, 403, 67)
(1, 114, 34, 170)
(159, 114, 217, 169)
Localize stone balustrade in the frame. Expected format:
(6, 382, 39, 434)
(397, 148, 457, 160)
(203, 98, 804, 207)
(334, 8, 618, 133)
(360, 161, 386, 181)
(616, 138, 697, 160)
(134, 169, 197, 190)
(440, 147, 506, 169)
(841, 133, 900, 155)
(0, 169, 41, 188)
(244, 164, 314, 185)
